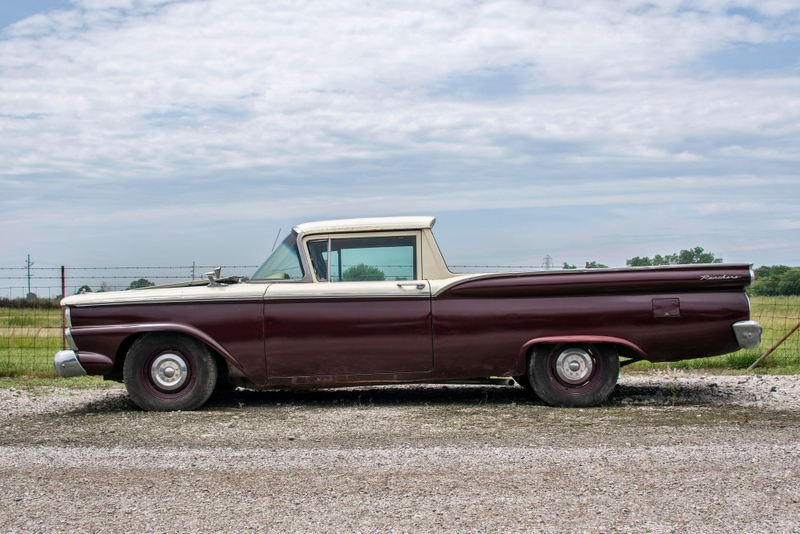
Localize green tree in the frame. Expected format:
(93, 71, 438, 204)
(585, 261, 608, 269)
(626, 256, 652, 267)
(777, 268, 800, 296)
(562, 262, 577, 270)
(128, 278, 155, 289)
(626, 247, 722, 267)
(76, 285, 92, 294)
(341, 264, 385, 281)
(98, 281, 111, 293)
(749, 265, 790, 296)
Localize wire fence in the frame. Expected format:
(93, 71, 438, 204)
(0, 264, 260, 300)
(1, 293, 797, 374)
(0, 263, 611, 300)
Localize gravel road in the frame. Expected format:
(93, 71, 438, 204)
(1, 372, 799, 533)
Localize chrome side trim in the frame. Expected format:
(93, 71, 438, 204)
(65, 307, 72, 328)
(266, 292, 430, 300)
(65, 328, 78, 351)
(431, 263, 755, 297)
(733, 321, 762, 349)
(69, 295, 267, 307)
(54, 350, 87, 378)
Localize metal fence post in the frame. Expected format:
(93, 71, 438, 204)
(61, 266, 66, 350)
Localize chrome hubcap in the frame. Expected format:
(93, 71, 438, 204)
(150, 353, 188, 391)
(555, 348, 593, 385)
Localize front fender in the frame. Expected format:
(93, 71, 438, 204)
(68, 323, 246, 373)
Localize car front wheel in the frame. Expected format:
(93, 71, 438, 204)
(123, 333, 217, 411)
(528, 343, 619, 407)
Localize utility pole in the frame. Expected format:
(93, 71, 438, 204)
(542, 255, 553, 271)
(26, 255, 34, 297)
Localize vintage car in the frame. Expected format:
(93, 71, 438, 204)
(54, 216, 762, 411)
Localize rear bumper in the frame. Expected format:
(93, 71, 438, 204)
(733, 321, 762, 349)
(54, 350, 87, 378)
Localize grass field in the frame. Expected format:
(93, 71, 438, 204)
(2, 296, 799, 376)
(0, 306, 64, 376)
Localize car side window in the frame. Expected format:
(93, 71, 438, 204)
(307, 235, 417, 282)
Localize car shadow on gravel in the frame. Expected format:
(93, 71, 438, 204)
(203, 383, 536, 410)
(198, 378, 745, 411)
(51, 378, 758, 415)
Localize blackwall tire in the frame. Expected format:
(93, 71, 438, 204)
(123, 333, 218, 411)
(529, 343, 619, 407)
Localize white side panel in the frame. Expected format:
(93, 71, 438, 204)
(266, 280, 430, 299)
(62, 283, 269, 307)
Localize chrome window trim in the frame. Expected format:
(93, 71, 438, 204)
(294, 228, 313, 283)
(327, 238, 331, 282)
(302, 230, 422, 284)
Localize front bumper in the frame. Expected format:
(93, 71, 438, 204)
(54, 350, 87, 378)
(733, 321, 762, 350)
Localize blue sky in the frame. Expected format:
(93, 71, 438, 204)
(1, 0, 799, 295)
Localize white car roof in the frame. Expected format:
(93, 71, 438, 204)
(295, 216, 435, 236)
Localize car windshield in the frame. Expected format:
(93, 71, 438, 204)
(251, 233, 304, 280)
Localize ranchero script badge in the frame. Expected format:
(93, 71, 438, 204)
(700, 274, 741, 280)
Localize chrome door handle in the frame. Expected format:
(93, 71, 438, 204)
(397, 283, 426, 290)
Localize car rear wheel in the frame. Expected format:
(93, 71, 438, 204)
(123, 333, 217, 411)
(528, 343, 619, 407)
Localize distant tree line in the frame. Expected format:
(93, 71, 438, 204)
(561, 246, 723, 271)
(0, 296, 61, 309)
(749, 266, 800, 296)
(562, 261, 608, 269)
(626, 247, 722, 267)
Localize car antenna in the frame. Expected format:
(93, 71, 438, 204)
(271, 228, 282, 252)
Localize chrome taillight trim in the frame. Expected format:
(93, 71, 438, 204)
(65, 307, 72, 328)
(65, 328, 78, 351)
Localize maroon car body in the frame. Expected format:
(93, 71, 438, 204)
(54, 216, 762, 411)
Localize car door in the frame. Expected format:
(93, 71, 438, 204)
(264, 231, 433, 377)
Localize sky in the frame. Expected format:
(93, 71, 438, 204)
(1, 0, 799, 295)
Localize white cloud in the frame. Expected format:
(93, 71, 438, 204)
(1, 0, 799, 176)
(0, 0, 799, 273)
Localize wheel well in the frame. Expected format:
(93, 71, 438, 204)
(114, 331, 228, 381)
(526, 341, 636, 366)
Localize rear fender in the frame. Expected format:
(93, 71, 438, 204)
(519, 336, 647, 363)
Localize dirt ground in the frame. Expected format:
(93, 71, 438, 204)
(1, 372, 799, 533)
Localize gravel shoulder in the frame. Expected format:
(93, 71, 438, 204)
(1, 373, 799, 533)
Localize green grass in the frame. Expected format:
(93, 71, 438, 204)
(1, 296, 799, 376)
(0, 307, 64, 375)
